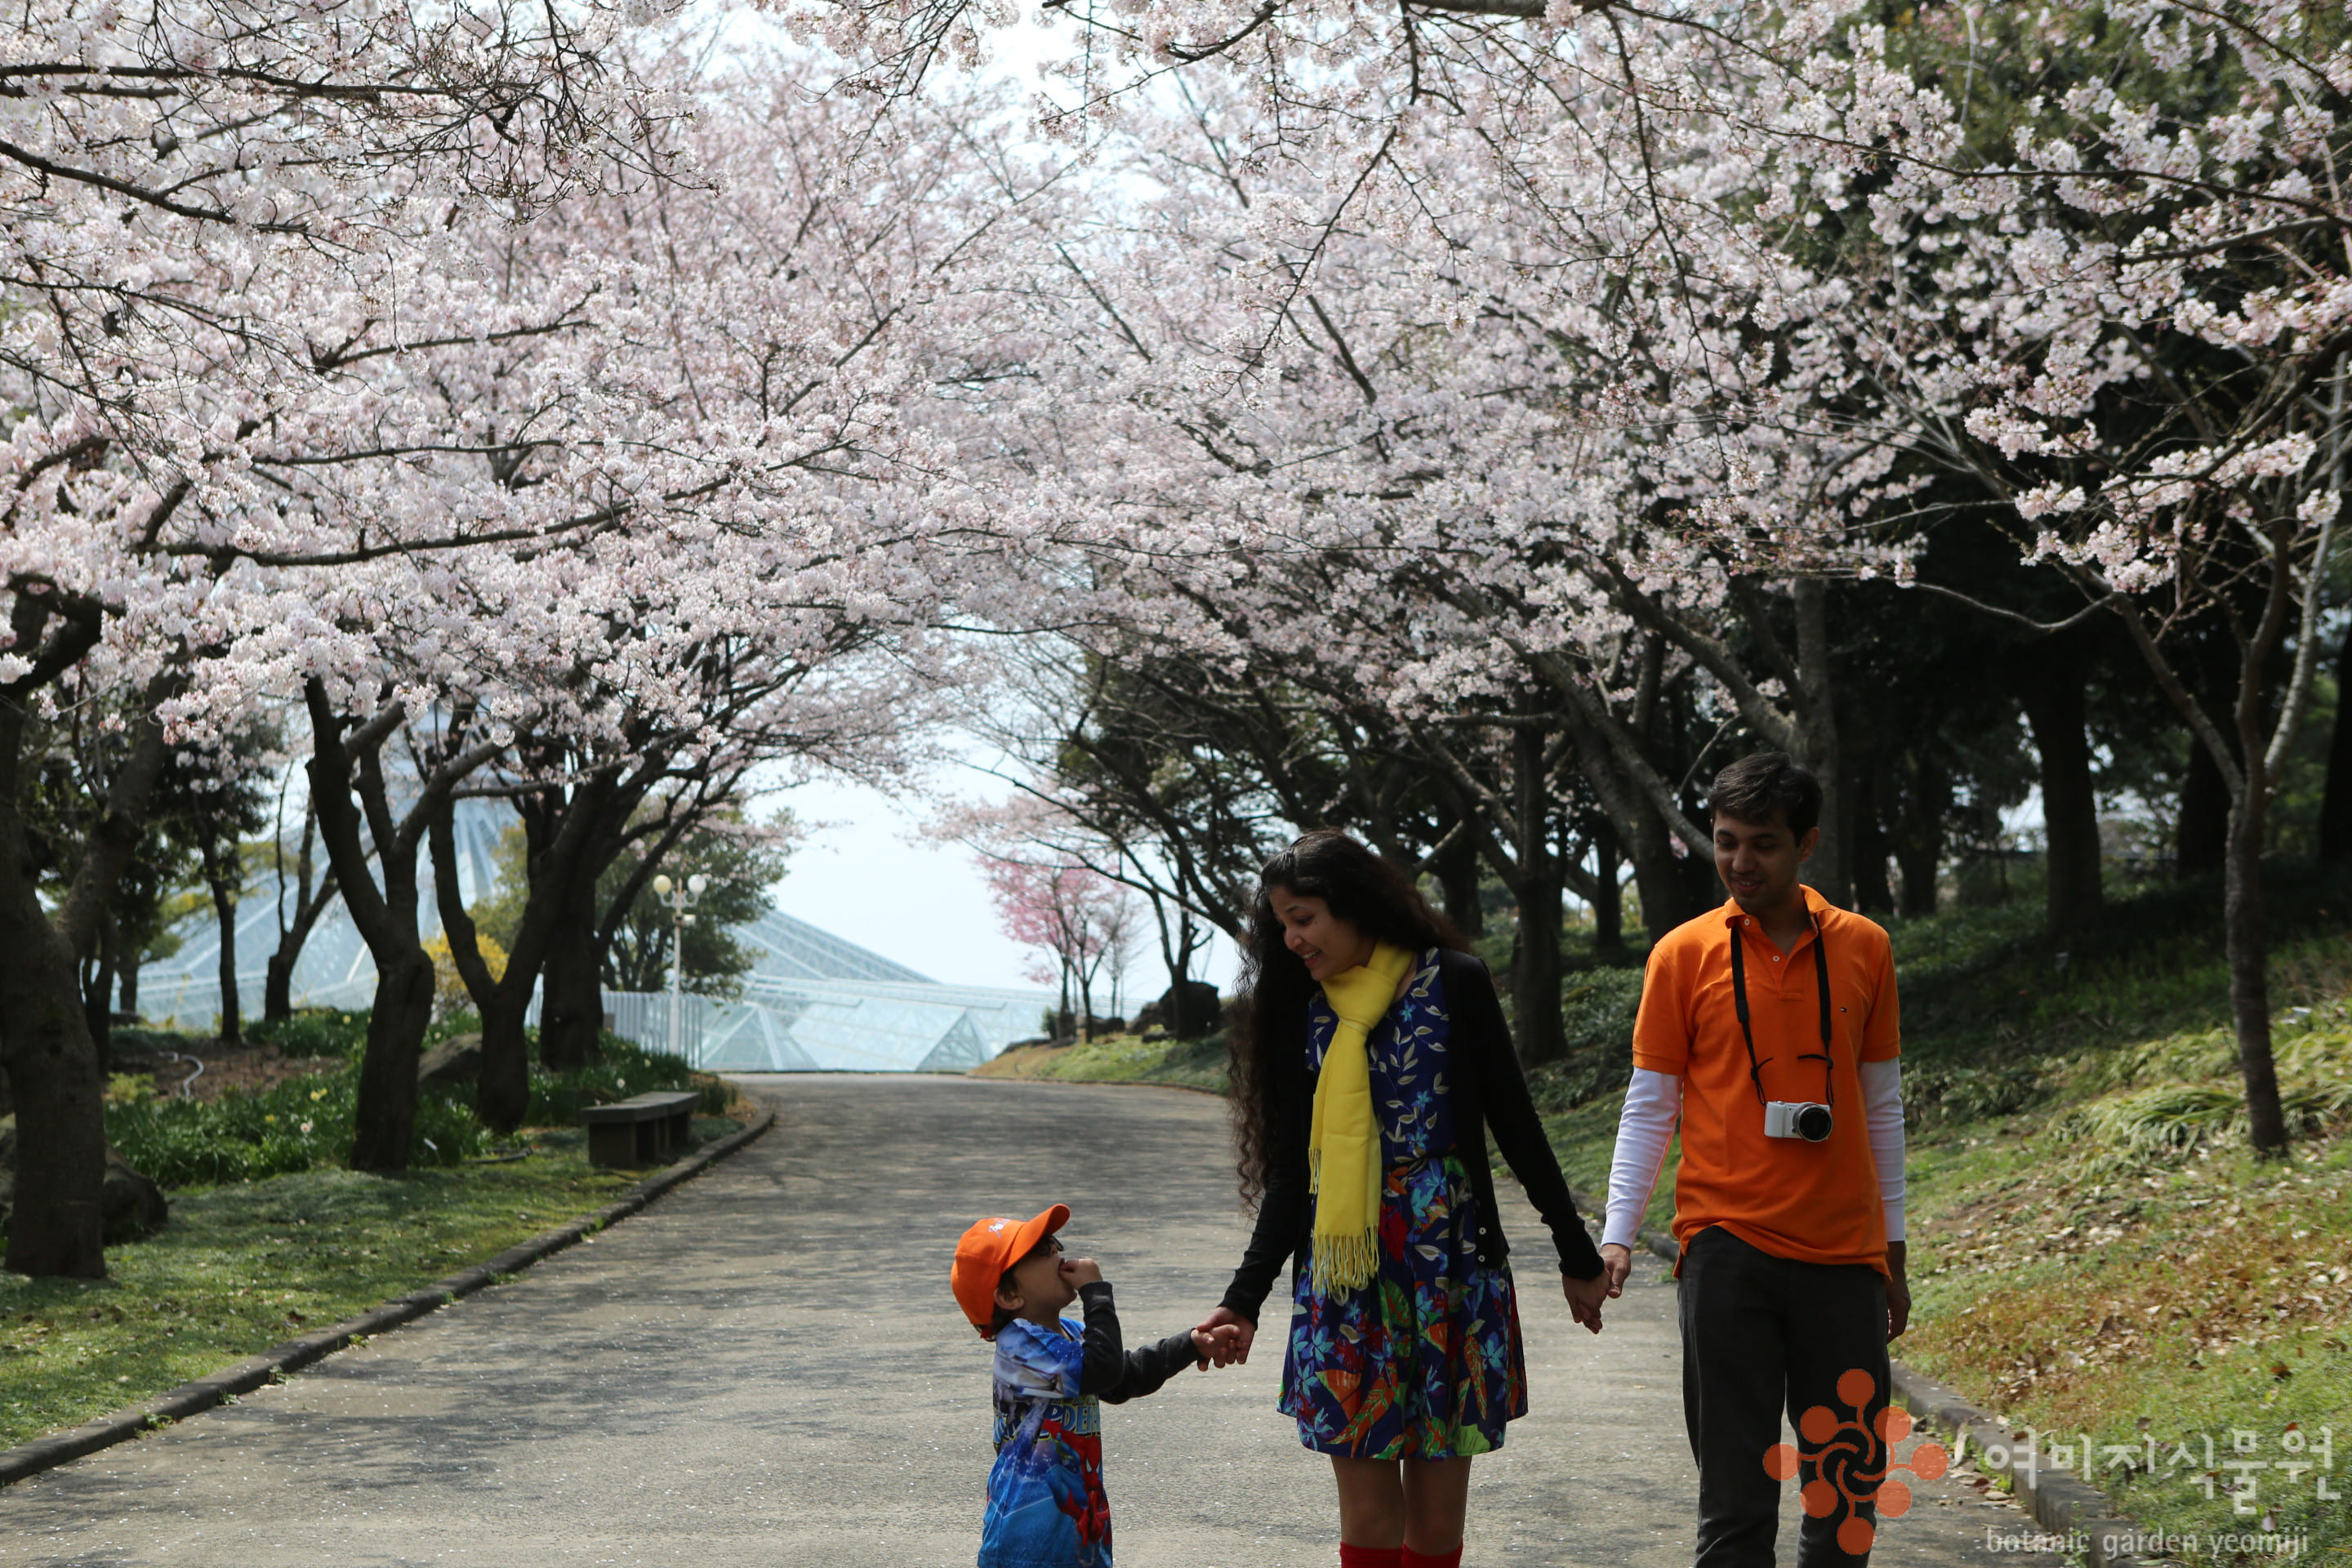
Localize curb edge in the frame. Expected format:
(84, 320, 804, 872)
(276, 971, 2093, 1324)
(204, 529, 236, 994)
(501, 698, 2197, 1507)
(0, 1107, 777, 1489)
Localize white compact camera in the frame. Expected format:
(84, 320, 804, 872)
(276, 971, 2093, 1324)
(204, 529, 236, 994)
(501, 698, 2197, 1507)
(1763, 1100, 1833, 1142)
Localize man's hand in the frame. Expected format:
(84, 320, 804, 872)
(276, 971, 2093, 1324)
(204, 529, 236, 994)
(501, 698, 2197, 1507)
(1885, 1241, 1910, 1341)
(1562, 1269, 1610, 1334)
(1062, 1256, 1104, 1289)
(1599, 1242, 1634, 1298)
(1193, 1306, 1256, 1367)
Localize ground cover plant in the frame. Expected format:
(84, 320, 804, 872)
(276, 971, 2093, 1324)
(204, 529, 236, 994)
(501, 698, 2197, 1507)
(93, 1018, 730, 1188)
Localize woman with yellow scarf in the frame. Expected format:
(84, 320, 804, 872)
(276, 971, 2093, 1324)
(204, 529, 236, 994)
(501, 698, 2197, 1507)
(1196, 831, 1611, 1568)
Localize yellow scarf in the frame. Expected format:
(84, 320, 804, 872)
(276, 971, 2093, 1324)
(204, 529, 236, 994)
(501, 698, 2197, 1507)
(1307, 940, 1416, 1297)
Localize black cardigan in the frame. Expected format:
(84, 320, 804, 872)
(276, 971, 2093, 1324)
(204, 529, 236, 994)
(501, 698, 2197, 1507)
(1218, 948, 1605, 1325)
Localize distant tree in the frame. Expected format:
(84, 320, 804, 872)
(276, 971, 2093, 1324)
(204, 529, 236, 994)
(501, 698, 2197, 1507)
(179, 732, 276, 1046)
(473, 808, 791, 1000)
(980, 856, 1135, 1041)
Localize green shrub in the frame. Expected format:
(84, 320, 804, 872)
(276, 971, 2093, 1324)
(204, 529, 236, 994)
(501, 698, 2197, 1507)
(247, 1009, 372, 1058)
(1526, 969, 1647, 1111)
(524, 1035, 726, 1125)
(106, 1063, 488, 1187)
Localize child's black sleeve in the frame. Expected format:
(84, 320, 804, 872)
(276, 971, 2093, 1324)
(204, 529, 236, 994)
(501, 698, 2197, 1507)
(1076, 1282, 1127, 1395)
(1097, 1330, 1206, 1405)
(1076, 1284, 1203, 1402)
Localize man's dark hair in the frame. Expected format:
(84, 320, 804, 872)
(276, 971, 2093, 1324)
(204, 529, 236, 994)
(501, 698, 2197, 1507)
(1708, 752, 1822, 837)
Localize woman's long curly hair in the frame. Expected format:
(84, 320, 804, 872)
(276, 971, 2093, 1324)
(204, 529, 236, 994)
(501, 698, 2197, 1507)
(1229, 830, 1465, 1209)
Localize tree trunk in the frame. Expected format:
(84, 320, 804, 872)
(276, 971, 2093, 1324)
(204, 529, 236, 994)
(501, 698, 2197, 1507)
(203, 838, 242, 1047)
(433, 799, 536, 1132)
(2224, 788, 2287, 1155)
(82, 913, 118, 1067)
(1591, 819, 1628, 957)
(2177, 738, 2230, 878)
(264, 800, 333, 1024)
(2021, 667, 2105, 943)
(1627, 800, 1701, 942)
(262, 947, 296, 1026)
(305, 680, 456, 1174)
(1848, 765, 1895, 915)
(431, 787, 598, 1134)
(1508, 709, 1567, 1065)
(1433, 828, 1484, 938)
(1174, 907, 1203, 1036)
(2321, 626, 2352, 866)
(539, 896, 604, 1070)
(350, 950, 436, 1169)
(0, 657, 178, 1278)
(0, 921, 112, 1277)
(118, 947, 141, 1019)
(1891, 753, 1948, 919)
(1791, 577, 1850, 907)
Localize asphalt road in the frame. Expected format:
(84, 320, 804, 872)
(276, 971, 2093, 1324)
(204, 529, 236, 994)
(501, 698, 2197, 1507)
(0, 1075, 2060, 1566)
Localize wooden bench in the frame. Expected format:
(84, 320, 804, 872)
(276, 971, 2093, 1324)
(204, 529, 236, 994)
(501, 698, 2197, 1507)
(579, 1090, 702, 1168)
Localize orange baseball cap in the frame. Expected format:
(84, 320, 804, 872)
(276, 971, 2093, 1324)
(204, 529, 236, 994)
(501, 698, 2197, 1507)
(951, 1204, 1071, 1336)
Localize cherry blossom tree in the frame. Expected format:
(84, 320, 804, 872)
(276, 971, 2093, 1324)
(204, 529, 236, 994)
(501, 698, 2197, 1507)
(869, 0, 2345, 1152)
(977, 849, 1138, 1040)
(0, 0, 706, 1274)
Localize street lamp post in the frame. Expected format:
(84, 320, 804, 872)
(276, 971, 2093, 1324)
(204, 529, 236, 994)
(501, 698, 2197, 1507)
(650, 871, 708, 1065)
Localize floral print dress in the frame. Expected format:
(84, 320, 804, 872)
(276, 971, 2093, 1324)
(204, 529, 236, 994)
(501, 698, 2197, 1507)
(1278, 947, 1530, 1459)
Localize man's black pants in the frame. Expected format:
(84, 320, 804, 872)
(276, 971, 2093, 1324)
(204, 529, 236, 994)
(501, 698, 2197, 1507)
(1679, 1225, 1891, 1568)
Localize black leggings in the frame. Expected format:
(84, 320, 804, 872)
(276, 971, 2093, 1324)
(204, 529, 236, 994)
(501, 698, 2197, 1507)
(1678, 1225, 1891, 1568)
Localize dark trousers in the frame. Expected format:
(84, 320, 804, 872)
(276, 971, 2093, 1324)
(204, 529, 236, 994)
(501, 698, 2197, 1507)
(1679, 1225, 1891, 1568)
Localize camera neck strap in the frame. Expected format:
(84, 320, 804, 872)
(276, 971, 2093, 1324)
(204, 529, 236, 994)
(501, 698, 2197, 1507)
(1727, 911, 1835, 1109)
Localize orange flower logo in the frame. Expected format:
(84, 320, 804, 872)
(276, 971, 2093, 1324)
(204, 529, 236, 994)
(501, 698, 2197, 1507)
(1762, 1369, 1950, 1553)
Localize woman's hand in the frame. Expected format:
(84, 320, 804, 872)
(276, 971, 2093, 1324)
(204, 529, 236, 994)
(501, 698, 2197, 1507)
(1193, 1306, 1256, 1368)
(1561, 1269, 1610, 1334)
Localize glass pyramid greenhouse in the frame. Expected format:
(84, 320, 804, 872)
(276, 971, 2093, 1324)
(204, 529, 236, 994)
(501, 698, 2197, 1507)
(130, 803, 1048, 1072)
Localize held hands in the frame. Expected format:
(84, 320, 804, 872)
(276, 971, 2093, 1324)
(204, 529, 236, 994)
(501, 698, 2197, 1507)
(1192, 1306, 1257, 1370)
(1561, 1267, 1611, 1334)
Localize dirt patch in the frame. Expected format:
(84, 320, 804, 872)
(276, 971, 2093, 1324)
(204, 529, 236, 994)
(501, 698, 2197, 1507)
(111, 1042, 345, 1103)
(969, 1042, 1074, 1079)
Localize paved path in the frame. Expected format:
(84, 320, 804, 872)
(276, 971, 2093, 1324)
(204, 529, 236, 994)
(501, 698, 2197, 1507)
(0, 1076, 2056, 1566)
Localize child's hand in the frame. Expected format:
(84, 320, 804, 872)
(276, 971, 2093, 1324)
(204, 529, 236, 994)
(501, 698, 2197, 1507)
(1061, 1255, 1103, 1289)
(1189, 1324, 1243, 1367)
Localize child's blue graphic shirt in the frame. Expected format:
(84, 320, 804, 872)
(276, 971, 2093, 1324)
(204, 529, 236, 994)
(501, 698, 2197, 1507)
(981, 1316, 1109, 1568)
(976, 1284, 1205, 1568)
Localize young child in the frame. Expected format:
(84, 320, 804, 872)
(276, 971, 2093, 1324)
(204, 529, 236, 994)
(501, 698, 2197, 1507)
(951, 1204, 1234, 1568)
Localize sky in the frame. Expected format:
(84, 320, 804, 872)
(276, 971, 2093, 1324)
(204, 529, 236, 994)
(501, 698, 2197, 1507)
(761, 766, 1034, 991)
(759, 757, 1244, 1004)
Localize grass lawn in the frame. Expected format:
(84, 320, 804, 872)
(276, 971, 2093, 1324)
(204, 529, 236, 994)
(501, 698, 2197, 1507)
(0, 1119, 739, 1452)
(972, 1031, 1229, 1092)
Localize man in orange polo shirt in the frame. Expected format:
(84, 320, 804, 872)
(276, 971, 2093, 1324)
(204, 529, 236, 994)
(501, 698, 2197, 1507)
(1598, 752, 1909, 1568)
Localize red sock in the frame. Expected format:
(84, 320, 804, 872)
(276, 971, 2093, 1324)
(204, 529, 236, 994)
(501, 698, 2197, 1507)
(1402, 1548, 1463, 1568)
(1339, 1548, 1403, 1568)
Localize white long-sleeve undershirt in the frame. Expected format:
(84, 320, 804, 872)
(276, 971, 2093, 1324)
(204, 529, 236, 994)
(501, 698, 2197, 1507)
(1600, 1059, 1907, 1250)
(1601, 1068, 1682, 1250)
